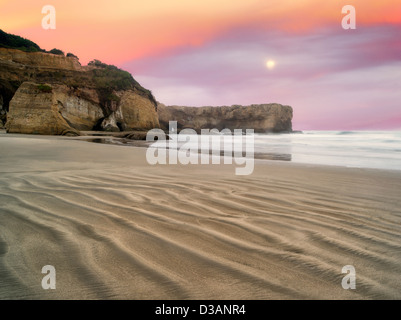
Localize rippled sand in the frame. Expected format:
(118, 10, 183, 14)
(0, 135, 400, 299)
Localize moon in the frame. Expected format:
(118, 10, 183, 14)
(266, 60, 276, 70)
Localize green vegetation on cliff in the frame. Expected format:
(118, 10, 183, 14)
(0, 29, 42, 52)
(66, 52, 79, 59)
(87, 59, 156, 110)
(89, 59, 136, 91)
(0, 30, 69, 57)
(37, 84, 52, 93)
(48, 48, 65, 56)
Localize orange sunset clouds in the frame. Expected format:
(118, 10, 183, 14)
(1, 0, 400, 64)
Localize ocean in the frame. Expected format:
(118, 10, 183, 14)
(253, 131, 401, 171)
(59, 129, 401, 172)
(143, 130, 401, 171)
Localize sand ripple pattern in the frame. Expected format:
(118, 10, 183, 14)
(1, 163, 401, 299)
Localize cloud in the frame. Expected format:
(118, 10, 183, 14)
(2, 0, 400, 65)
(123, 24, 401, 129)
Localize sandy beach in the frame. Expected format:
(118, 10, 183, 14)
(0, 134, 400, 300)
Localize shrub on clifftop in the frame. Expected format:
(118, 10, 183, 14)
(48, 48, 65, 56)
(66, 52, 79, 59)
(0, 29, 42, 52)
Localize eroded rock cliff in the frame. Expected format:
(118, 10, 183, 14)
(1, 30, 293, 135)
(0, 48, 82, 71)
(5, 82, 79, 135)
(0, 46, 159, 135)
(158, 103, 293, 133)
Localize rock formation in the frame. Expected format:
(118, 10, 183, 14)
(0, 45, 159, 135)
(119, 91, 161, 131)
(5, 82, 80, 135)
(1, 30, 293, 135)
(157, 103, 293, 133)
(0, 48, 82, 71)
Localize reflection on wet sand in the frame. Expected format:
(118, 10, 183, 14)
(84, 137, 292, 162)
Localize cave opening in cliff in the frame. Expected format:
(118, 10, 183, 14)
(116, 121, 124, 131)
(0, 80, 18, 124)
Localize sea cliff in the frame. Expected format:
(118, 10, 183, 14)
(158, 103, 293, 133)
(0, 47, 159, 135)
(0, 30, 293, 135)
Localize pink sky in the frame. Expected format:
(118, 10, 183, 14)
(1, 0, 400, 130)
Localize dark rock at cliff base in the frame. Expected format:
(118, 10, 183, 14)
(0, 93, 5, 126)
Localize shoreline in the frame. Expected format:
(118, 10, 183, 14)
(1, 130, 400, 174)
